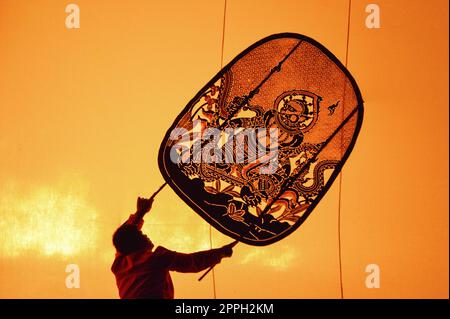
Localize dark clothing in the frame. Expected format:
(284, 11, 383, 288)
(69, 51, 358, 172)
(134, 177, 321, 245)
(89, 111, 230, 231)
(111, 214, 224, 299)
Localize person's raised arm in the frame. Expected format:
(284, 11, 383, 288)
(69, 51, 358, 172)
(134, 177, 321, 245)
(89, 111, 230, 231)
(123, 197, 153, 229)
(134, 197, 153, 220)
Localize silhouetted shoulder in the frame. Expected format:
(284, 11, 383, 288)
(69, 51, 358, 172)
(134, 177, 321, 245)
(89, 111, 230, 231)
(151, 246, 179, 268)
(153, 246, 171, 255)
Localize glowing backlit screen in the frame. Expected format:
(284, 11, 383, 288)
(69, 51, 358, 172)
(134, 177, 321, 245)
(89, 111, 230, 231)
(0, 0, 448, 299)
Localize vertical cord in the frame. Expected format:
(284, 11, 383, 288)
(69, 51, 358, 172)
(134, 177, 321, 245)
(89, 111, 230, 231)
(337, 0, 352, 300)
(220, 0, 227, 70)
(208, 222, 217, 299)
(209, 0, 228, 300)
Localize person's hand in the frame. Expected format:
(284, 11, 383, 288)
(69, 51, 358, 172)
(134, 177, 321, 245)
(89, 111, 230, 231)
(220, 241, 237, 258)
(136, 197, 153, 215)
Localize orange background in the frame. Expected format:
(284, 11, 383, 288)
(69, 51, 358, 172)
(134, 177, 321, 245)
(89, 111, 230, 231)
(0, 0, 448, 298)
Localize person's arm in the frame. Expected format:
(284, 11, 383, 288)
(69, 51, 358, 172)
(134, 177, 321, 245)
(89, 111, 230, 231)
(121, 197, 153, 230)
(161, 242, 235, 273)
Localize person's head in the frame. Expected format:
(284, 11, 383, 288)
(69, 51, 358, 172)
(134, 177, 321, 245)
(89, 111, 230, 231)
(112, 224, 154, 255)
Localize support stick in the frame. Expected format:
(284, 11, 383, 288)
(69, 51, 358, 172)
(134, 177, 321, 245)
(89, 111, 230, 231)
(150, 182, 167, 200)
(198, 265, 214, 282)
(198, 240, 239, 281)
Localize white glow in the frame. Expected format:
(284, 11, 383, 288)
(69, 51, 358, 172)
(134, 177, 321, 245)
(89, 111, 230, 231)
(0, 180, 98, 257)
(240, 245, 297, 270)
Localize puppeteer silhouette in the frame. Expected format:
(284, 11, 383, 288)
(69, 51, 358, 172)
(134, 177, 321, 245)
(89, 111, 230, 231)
(111, 197, 235, 299)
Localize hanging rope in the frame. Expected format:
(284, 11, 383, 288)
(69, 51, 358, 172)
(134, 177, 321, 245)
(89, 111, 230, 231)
(207, 0, 228, 299)
(337, 0, 353, 300)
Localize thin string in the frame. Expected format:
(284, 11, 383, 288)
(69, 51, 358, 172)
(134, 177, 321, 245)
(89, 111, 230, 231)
(220, 0, 227, 70)
(208, 0, 228, 300)
(337, 0, 352, 300)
